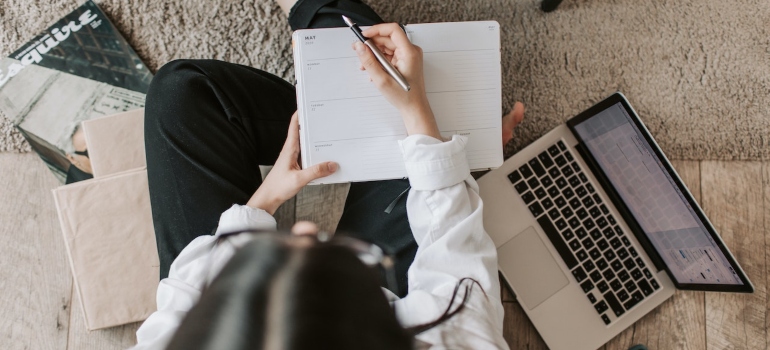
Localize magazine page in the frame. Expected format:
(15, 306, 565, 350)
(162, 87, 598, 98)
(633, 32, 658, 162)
(0, 0, 152, 183)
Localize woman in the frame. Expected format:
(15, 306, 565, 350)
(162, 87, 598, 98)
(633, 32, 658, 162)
(133, 0, 525, 349)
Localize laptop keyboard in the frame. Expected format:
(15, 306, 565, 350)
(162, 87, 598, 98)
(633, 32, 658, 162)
(508, 140, 660, 325)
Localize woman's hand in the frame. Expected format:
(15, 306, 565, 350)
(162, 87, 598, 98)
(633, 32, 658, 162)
(353, 23, 442, 140)
(246, 112, 338, 215)
(502, 102, 525, 147)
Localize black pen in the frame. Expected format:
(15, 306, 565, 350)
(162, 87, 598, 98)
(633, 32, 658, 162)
(342, 15, 410, 91)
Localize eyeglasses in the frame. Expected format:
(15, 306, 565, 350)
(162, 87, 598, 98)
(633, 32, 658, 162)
(216, 229, 398, 293)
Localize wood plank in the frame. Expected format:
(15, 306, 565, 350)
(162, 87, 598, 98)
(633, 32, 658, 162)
(295, 183, 350, 233)
(502, 301, 548, 350)
(604, 160, 706, 349)
(66, 292, 140, 349)
(702, 161, 766, 350)
(763, 162, 770, 349)
(273, 196, 296, 231)
(0, 154, 72, 350)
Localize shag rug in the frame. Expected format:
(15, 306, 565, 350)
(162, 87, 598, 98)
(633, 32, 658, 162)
(2, 0, 768, 160)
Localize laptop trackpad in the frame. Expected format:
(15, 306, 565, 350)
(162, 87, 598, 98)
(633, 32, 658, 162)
(498, 226, 569, 310)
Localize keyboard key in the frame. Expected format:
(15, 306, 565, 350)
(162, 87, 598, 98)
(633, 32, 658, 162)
(601, 314, 611, 325)
(572, 266, 588, 282)
(579, 173, 588, 183)
(610, 279, 623, 292)
(590, 229, 602, 240)
(629, 247, 638, 257)
(576, 250, 589, 261)
(562, 165, 574, 178)
(603, 227, 615, 239)
(549, 167, 561, 178)
(575, 227, 588, 239)
(537, 215, 578, 268)
(561, 207, 574, 219)
(643, 269, 653, 279)
(618, 270, 630, 282)
(563, 188, 575, 199)
(572, 162, 581, 173)
(555, 196, 567, 208)
(603, 292, 626, 317)
(514, 181, 528, 194)
(554, 155, 567, 167)
(597, 281, 609, 293)
(596, 217, 608, 229)
(565, 151, 574, 161)
(607, 215, 616, 225)
(651, 279, 660, 290)
(610, 259, 623, 271)
(547, 186, 560, 198)
(589, 248, 602, 260)
(603, 269, 615, 281)
(580, 280, 594, 293)
(586, 183, 595, 193)
(596, 258, 608, 270)
(555, 177, 568, 189)
(615, 226, 624, 236)
(638, 279, 654, 296)
(521, 191, 536, 204)
(623, 258, 636, 270)
(568, 176, 581, 187)
(631, 269, 643, 281)
(576, 208, 588, 220)
(541, 176, 553, 188)
(542, 198, 554, 210)
(519, 164, 533, 178)
(562, 229, 575, 241)
(538, 151, 555, 168)
(605, 250, 618, 262)
(583, 218, 596, 230)
(587, 292, 597, 303)
(548, 144, 560, 156)
(582, 238, 595, 250)
(610, 237, 622, 249)
(535, 187, 547, 199)
(529, 158, 546, 177)
(555, 218, 568, 230)
(569, 198, 581, 210)
(589, 206, 602, 218)
(548, 208, 561, 220)
(622, 236, 632, 247)
(600, 204, 609, 214)
(624, 291, 644, 310)
(593, 193, 602, 204)
(590, 270, 603, 283)
(528, 177, 540, 189)
(617, 248, 629, 260)
(594, 300, 608, 314)
(584, 260, 596, 273)
(569, 239, 581, 251)
(617, 289, 630, 302)
(569, 217, 581, 229)
(507, 170, 522, 184)
(597, 238, 609, 251)
(625, 281, 638, 293)
(557, 140, 566, 150)
(529, 202, 544, 217)
(581, 196, 595, 207)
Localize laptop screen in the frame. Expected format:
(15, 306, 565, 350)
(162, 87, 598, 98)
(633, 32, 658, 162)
(572, 102, 743, 286)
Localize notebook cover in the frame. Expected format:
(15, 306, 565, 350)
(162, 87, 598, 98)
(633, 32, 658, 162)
(82, 109, 146, 178)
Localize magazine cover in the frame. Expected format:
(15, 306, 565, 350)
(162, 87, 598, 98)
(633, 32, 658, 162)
(0, 0, 153, 183)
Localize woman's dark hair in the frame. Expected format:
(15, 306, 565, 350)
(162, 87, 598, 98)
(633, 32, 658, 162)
(165, 233, 482, 350)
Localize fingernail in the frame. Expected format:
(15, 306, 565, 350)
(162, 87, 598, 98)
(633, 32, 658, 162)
(328, 162, 338, 172)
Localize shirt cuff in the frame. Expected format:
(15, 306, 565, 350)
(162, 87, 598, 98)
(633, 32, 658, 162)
(214, 204, 277, 236)
(399, 134, 470, 191)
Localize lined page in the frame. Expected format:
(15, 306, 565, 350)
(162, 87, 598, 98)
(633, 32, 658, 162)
(293, 21, 502, 184)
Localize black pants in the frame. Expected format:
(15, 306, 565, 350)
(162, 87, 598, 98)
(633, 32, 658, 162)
(145, 0, 415, 297)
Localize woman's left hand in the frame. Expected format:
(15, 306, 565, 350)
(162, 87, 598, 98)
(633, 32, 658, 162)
(247, 112, 338, 215)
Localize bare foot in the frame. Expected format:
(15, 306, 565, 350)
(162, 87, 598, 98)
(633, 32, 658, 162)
(276, 0, 296, 15)
(502, 101, 525, 147)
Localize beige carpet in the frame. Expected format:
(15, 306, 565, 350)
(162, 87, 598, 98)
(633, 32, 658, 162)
(1, 0, 768, 160)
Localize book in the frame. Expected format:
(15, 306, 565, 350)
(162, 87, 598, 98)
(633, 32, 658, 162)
(0, 0, 152, 184)
(292, 21, 503, 184)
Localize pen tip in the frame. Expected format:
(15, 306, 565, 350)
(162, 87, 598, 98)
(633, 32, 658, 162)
(342, 15, 354, 26)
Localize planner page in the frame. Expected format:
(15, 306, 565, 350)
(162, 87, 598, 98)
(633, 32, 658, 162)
(293, 21, 502, 184)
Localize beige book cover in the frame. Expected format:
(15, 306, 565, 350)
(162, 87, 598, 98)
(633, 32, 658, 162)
(82, 108, 146, 177)
(53, 168, 158, 331)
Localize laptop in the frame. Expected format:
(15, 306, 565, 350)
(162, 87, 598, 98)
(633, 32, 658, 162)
(478, 92, 753, 350)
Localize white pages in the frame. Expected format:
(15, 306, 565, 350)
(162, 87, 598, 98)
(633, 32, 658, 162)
(293, 21, 502, 184)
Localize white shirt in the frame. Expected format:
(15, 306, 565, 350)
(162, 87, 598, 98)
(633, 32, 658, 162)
(132, 135, 509, 349)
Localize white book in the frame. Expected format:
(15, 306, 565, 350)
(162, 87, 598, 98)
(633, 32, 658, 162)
(292, 21, 502, 184)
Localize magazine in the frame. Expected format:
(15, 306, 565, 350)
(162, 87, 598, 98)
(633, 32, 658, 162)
(0, 0, 152, 183)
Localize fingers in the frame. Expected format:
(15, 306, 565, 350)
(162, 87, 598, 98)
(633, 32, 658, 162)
(354, 41, 391, 87)
(297, 161, 338, 184)
(282, 111, 300, 152)
(502, 102, 525, 146)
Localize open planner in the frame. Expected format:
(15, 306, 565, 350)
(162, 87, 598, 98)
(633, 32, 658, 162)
(292, 21, 502, 184)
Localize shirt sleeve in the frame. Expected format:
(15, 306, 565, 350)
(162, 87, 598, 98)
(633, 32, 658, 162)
(131, 204, 276, 350)
(392, 134, 508, 349)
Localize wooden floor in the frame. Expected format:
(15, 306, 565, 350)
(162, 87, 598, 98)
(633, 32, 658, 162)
(1, 153, 766, 349)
